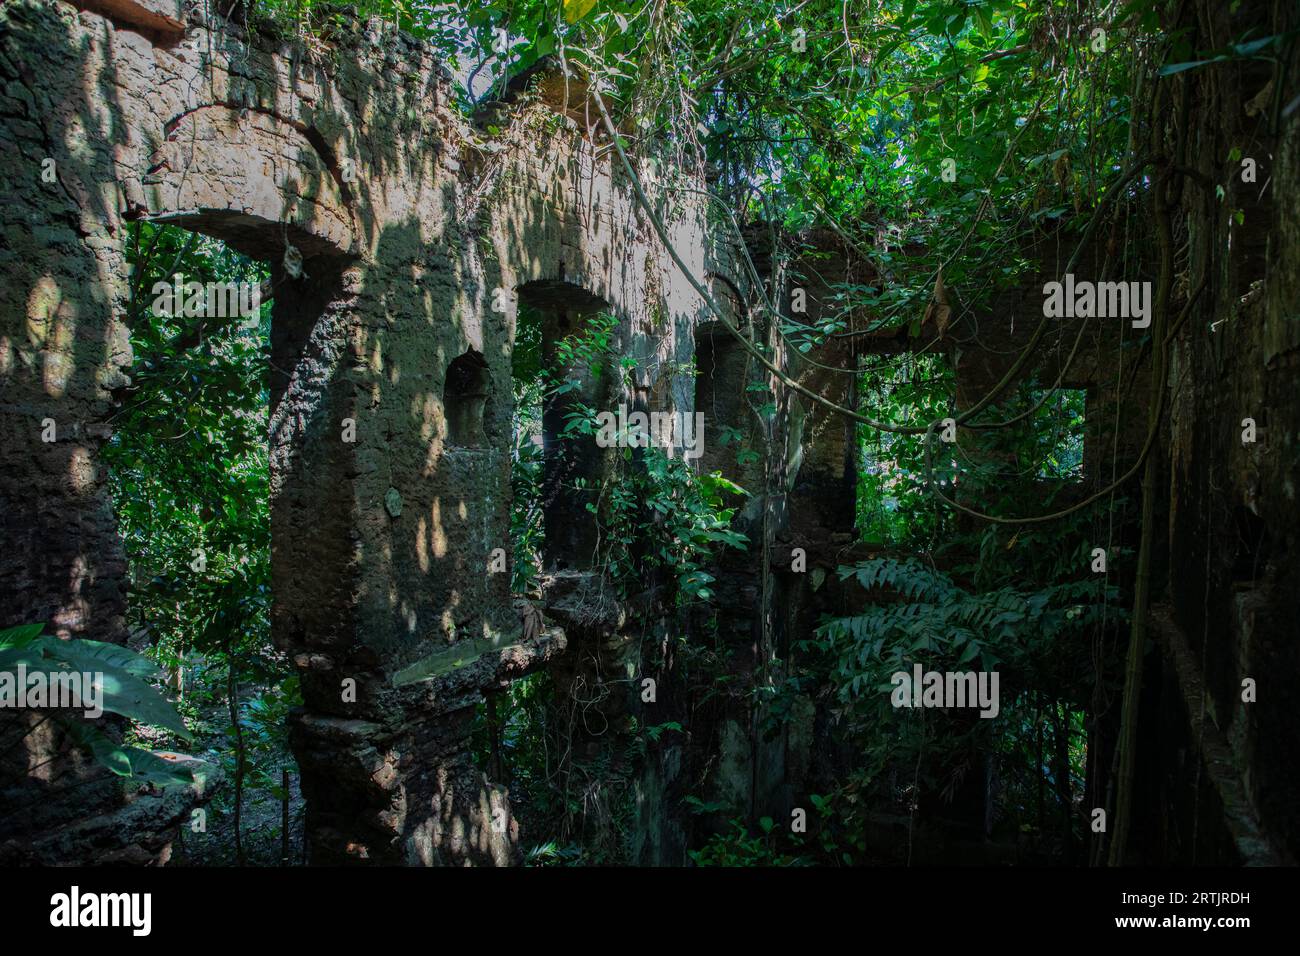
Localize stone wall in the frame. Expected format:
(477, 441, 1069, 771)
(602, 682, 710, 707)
(3, 0, 1292, 868)
(0, 0, 734, 864)
(1139, 0, 1299, 865)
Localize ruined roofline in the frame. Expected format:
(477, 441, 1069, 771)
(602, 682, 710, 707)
(64, 0, 461, 98)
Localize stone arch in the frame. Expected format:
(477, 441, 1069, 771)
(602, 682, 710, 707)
(126, 103, 362, 637)
(0, 16, 373, 861)
(116, 105, 389, 867)
(1, 1, 725, 865)
(136, 105, 358, 260)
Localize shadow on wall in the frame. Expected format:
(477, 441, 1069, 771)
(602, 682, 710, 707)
(0, 0, 402, 861)
(2, 0, 716, 864)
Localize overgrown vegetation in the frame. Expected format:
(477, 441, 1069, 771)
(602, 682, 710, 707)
(14, 0, 1280, 867)
(158, 0, 1135, 865)
(104, 224, 299, 865)
(0, 623, 196, 787)
(485, 301, 751, 863)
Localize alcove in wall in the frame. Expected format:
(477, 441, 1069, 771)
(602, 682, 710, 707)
(444, 349, 491, 447)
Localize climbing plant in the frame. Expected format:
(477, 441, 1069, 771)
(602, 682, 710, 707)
(46, 0, 1274, 870)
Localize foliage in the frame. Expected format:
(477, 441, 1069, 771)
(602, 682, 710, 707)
(689, 795, 848, 866)
(1029, 388, 1085, 479)
(473, 670, 645, 865)
(855, 352, 956, 546)
(812, 556, 1115, 691)
(510, 374, 547, 594)
(0, 624, 200, 788)
(512, 305, 750, 603)
(107, 223, 296, 860)
(108, 222, 276, 692)
(494, 296, 753, 862)
(593, 446, 749, 603)
(471, 673, 556, 816)
(855, 352, 1099, 548)
(690, 816, 809, 867)
(797, 550, 1116, 847)
(226, 677, 302, 797)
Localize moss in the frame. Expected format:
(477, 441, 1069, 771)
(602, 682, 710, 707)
(390, 635, 500, 686)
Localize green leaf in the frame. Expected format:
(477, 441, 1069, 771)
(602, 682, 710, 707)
(563, 0, 598, 25)
(56, 716, 133, 776)
(35, 636, 161, 680)
(1157, 58, 1221, 76)
(2, 636, 190, 739)
(97, 668, 193, 739)
(121, 747, 201, 787)
(0, 624, 46, 649)
(1233, 36, 1279, 56)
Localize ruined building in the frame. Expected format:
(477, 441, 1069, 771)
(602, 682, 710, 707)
(1, 0, 1296, 866)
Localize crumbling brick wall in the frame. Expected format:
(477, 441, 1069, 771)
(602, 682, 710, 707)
(1143, 0, 1299, 865)
(0, 0, 732, 864)
(4, 0, 1285, 870)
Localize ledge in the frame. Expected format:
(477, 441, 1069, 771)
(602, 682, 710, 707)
(392, 626, 567, 715)
(73, 0, 185, 39)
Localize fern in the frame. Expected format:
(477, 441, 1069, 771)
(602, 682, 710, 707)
(811, 557, 1120, 706)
